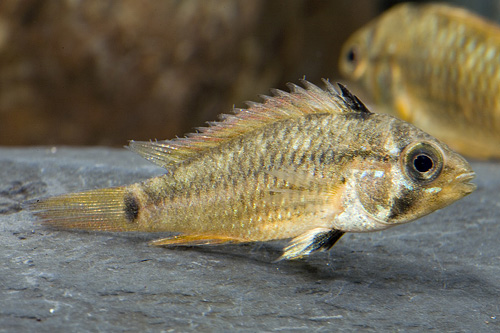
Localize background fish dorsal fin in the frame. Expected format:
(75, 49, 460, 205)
(128, 80, 370, 169)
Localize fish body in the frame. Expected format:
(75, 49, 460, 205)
(339, 3, 500, 159)
(31, 81, 476, 260)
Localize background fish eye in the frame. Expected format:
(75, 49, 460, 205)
(346, 46, 358, 64)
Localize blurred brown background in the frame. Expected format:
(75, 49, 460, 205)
(0, 0, 498, 146)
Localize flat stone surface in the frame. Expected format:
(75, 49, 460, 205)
(1, 147, 499, 332)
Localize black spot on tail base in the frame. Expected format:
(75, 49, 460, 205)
(124, 194, 140, 222)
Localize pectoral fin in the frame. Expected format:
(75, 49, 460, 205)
(277, 228, 345, 261)
(149, 234, 248, 247)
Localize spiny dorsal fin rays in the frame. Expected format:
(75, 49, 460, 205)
(289, 80, 343, 113)
(128, 80, 369, 169)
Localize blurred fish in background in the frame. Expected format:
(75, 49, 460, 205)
(340, 2, 500, 159)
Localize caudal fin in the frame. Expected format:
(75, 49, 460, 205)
(29, 187, 140, 232)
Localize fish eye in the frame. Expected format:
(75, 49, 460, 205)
(402, 142, 443, 184)
(413, 154, 433, 173)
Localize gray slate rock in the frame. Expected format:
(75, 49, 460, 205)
(1, 147, 499, 332)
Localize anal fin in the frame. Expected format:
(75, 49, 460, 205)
(150, 234, 247, 247)
(277, 228, 345, 261)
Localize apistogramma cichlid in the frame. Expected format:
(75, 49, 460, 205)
(340, 3, 500, 159)
(30, 80, 476, 260)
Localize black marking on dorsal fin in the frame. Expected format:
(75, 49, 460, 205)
(336, 83, 371, 114)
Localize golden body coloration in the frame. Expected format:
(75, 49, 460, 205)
(340, 3, 500, 159)
(31, 81, 476, 260)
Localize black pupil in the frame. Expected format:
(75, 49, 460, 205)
(413, 154, 433, 173)
(347, 47, 356, 63)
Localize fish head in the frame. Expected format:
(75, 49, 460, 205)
(393, 139, 475, 222)
(352, 119, 476, 228)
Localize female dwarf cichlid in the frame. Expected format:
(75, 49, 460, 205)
(31, 80, 476, 260)
(339, 3, 500, 159)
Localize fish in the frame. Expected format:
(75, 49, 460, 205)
(339, 3, 500, 159)
(30, 80, 476, 260)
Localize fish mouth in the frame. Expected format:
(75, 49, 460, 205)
(455, 172, 477, 194)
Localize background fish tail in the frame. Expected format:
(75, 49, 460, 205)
(30, 187, 139, 232)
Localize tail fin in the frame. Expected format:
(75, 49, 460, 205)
(29, 187, 140, 232)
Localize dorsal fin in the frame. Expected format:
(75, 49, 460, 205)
(128, 80, 370, 168)
(337, 83, 370, 113)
